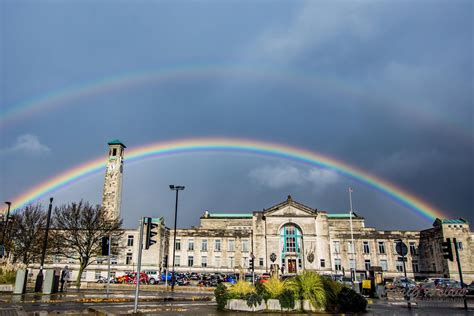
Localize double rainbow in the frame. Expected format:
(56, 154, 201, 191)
(9, 137, 446, 222)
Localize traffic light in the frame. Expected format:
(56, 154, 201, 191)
(145, 217, 158, 249)
(101, 236, 109, 256)
(441, 238, 453, 262)
(249, 257, 254, 271)
(163, 255, 168, 268)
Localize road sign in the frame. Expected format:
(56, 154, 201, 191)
(397, 256, 408, 262)
(396, 241, 408, 256)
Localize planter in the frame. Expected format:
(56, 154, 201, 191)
(226, 299, 265, 312)
(226, 298, 325, 313)
(0, 284, 13, 292)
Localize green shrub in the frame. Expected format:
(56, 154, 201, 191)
(228, 280, 255, 298)
(287, 271, 327, 310)
(336, 287, 367, 313)
(263, 275, 286, 298)
(0, 268, 16, 284)
(245, 292, 263, 308)
(214, 283, 229, 310)
(255, 282, 271, 301)
(278, 289, 296, 310)
(321, 277, 343, 312)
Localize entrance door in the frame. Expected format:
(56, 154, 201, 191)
(288, 259, 297, 273)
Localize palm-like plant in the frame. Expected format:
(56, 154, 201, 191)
(263, 275, 286, 298)
(287, 271, 327, 309)
(228, 280, 255, 297)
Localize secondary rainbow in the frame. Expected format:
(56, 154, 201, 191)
(9, 137, 446, 222)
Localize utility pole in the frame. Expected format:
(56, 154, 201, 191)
(106, 234, 112, 298)
(169, 185, 185, 291)
(453, 238, 468, 310)
(133, 217, 145, 313)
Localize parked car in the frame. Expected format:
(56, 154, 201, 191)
(96, 276, 116, 283)
(161, 273, 172, 282)
(143, 270, 160, 284)
(258, 273, 271, 284)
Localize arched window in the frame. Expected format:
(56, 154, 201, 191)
(280, 224, 302, 253)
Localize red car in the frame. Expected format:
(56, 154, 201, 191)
(117, 272, 149, 284)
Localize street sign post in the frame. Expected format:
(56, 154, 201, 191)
(395, 240, 410, 309)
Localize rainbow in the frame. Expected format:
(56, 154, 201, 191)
(9, 138, 447, 221)
(1, 65, 470, 142)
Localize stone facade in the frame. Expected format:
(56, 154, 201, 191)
(101, 140, 126, 220)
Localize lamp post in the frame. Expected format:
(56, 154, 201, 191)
(169, 185, 184, 291)
(35, 197, 54, 293)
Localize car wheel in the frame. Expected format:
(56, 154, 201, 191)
(149, 278, 156, 285)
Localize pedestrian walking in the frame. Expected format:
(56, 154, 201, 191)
(60, 265, 70, 292)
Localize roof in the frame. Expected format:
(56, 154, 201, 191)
(327, 213, 363, 219)
(206, 213, 253, 218)
(435, 218, 468, 225)
(108, 139, 126, 148)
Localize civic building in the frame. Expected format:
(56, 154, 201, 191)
(41, 141, 474, 283)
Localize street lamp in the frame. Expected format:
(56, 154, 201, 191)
(35, 197, 54, 293)
(169, 185, 184, 291)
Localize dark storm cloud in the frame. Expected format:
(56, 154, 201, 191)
(0, 0, 472, 230)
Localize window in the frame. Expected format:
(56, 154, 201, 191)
(95, 271, 102, 280)
(364, 259, 371, 271)
(281, 224, 301, 253)
(228, 239, 235, 251)
(175, 255, 180, 267)
(214, 239, 221, 252)
(175, 240, 181, 251)
(127, 235, 134, 247)
(229, 257, 235, 268)
(349, 259, 355, 270)
(81, 271, 87, 280)
(333, 241, 340, 254)
(259, 258, 264, 267)
(242, 239, 249, 252)
(334, 258, 342, 271)
(393, 242, 399, 253)
(380, 259, 388, 271)
(320, 259, 326, 268)
(201, 239, 208, 251)
(201, 256, 207, 267)
(348, 241, 354, 253)
(457, 241, 463, 250)
(112, 148, 117, 156)
(409, 242, 417, 255)
(396, 261, 404, 272)
(188, 240, 194, 251)
(432, 263, 436, 271)
(363, 241, 370, 254)
(242, 257, 248, 268)
(215, 257, 221, 267)
(412, 261, 419, 273)
(126, 253, 132, 265)
(188, 256, 194, 267)
(378, 242, 385, 254)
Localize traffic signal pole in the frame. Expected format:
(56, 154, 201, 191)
(453, 238, 467, 310)
(133, 217, 145, 313)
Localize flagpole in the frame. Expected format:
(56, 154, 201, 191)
(349, 188, 356, 282)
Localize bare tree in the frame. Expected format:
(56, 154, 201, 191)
(50, 201, 122, 285)
(8, 204, 46, 266)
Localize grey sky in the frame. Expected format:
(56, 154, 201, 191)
(1, 0, 472, 230)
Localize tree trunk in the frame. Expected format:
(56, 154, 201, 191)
(76, 263, 86, 287)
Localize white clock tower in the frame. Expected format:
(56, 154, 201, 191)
(101, 139, 126, 220)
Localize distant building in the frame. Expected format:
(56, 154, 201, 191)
(39, 141, 474, 283)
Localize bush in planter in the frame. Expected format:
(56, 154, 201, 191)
(228, 280, 255, 297)
(214, 283, 229, 310)
(321, 277, 343, 312)
(263, 275, 286, 298)
(287, 271, 327, 310)
(277, 289, 296, 309)
(244, 292, 263, 308)
(336, 287, 367, 313)
(255, 281, 271, 301)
